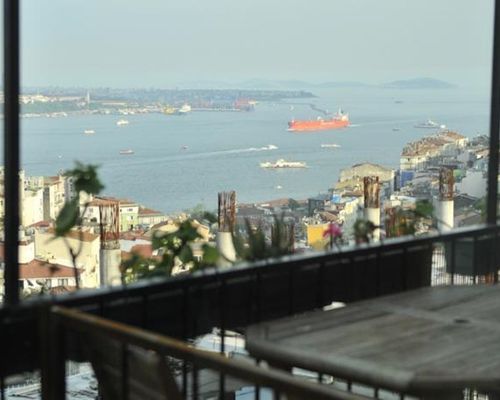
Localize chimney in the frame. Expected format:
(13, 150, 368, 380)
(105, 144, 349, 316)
(363, 176, 381, 241)
(437, 167, 454, 232)
(216, 191, 236, 266)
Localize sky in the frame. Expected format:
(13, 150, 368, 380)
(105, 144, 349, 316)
(20, 0, 494, 88)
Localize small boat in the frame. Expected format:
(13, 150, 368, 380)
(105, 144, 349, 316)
(84, 129, 95, 135)
(260, 159, 307, 169)
(177, 104, 192, 115)
(414, 119, 445, 129)
(320, 144, 341, 148)
(116, 119, 129, 126)
(276, 185, 283, 189)
(181, 145, 188, 150)
(392, 128, 400, 132)
(119, 149, 134, 155)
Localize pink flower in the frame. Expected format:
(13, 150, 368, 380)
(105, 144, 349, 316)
(323, 223, 342, 239)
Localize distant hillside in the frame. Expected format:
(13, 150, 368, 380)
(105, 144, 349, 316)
(317, 81, 372, 88)
(381, 77, 456, 89)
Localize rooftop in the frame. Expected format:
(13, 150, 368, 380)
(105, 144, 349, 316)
(402, 130, 467, 157)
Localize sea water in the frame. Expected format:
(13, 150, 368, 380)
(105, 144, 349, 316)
(18, 87, 490, 214)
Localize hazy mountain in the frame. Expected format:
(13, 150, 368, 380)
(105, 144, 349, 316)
(381, 77, 456, 89)
(317, 81, 372, 88)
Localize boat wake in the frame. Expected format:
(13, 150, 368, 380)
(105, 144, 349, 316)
(196, 145, 278, 157)
(246, 144, 278, 152)
(106, 145, 279, 168)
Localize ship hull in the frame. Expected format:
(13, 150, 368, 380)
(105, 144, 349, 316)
(288, 119, 349, 132)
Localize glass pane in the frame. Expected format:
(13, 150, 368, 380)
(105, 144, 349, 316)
(18, 1, 495, 291)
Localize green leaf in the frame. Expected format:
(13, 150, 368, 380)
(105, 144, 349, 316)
(202, 244, 219, 265)
(202, 212, 218, 224)
(55, 199, 80, 236)
(178, 245, 194, 264)
(65, 162, 104, 195)
(415, 200, 434, 218)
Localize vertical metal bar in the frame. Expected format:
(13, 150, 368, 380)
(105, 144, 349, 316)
(41, 308, 66, 399)
(450, 239, 456, 285)
(317, 261, 325, 307)
(255, 271, 262, 323)
(473, 235, 478, 284)
(192, 365, 199, 400)
(218, 279, 226, 400)
(181, 286, 188, 399)
(401, 245, 408, 291)
(254, 359, 261, 400)
(287, 266, 294, 315)
(141, 294, 148, 328)
(121, 344, 129, 400)
(487, 0, 500, 225)
(3, 0, 21, 306)
(495, 229, 499, 283)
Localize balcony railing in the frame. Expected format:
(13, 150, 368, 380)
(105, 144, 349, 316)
(1, 223, 499, 398)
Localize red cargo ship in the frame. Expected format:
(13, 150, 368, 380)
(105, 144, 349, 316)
(288, 109, 349, 132)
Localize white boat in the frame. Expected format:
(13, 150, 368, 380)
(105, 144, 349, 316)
(177, 104, 192, 115)
(260, 159, 307, 169)
(116, 119, 129, 126)
(320, 144, 341, 148)
(414, 119, 445, 129)
(84, 129, 95, 135)
(119, 149, 134, 155)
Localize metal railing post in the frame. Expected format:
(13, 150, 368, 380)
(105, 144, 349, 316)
(487, 0, 500, 225)
(40, 306, 67, 399)
(3, 0, 21, 306)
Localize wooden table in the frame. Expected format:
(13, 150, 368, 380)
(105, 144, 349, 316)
(245, 285, 500, 399)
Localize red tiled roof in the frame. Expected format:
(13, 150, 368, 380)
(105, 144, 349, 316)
(130, 244, 153, 259)
(19, 260, 79, 279)
(44, 176, 62, 184)
(46, 227, 99, 242)
(120, 234, 150, 241)
(29, 220, 51, 228)
(121, 244, 160, 262)
(49, 286, 78, 294)
(88, 196, 137, 207)
(139, 208, 163, 216)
